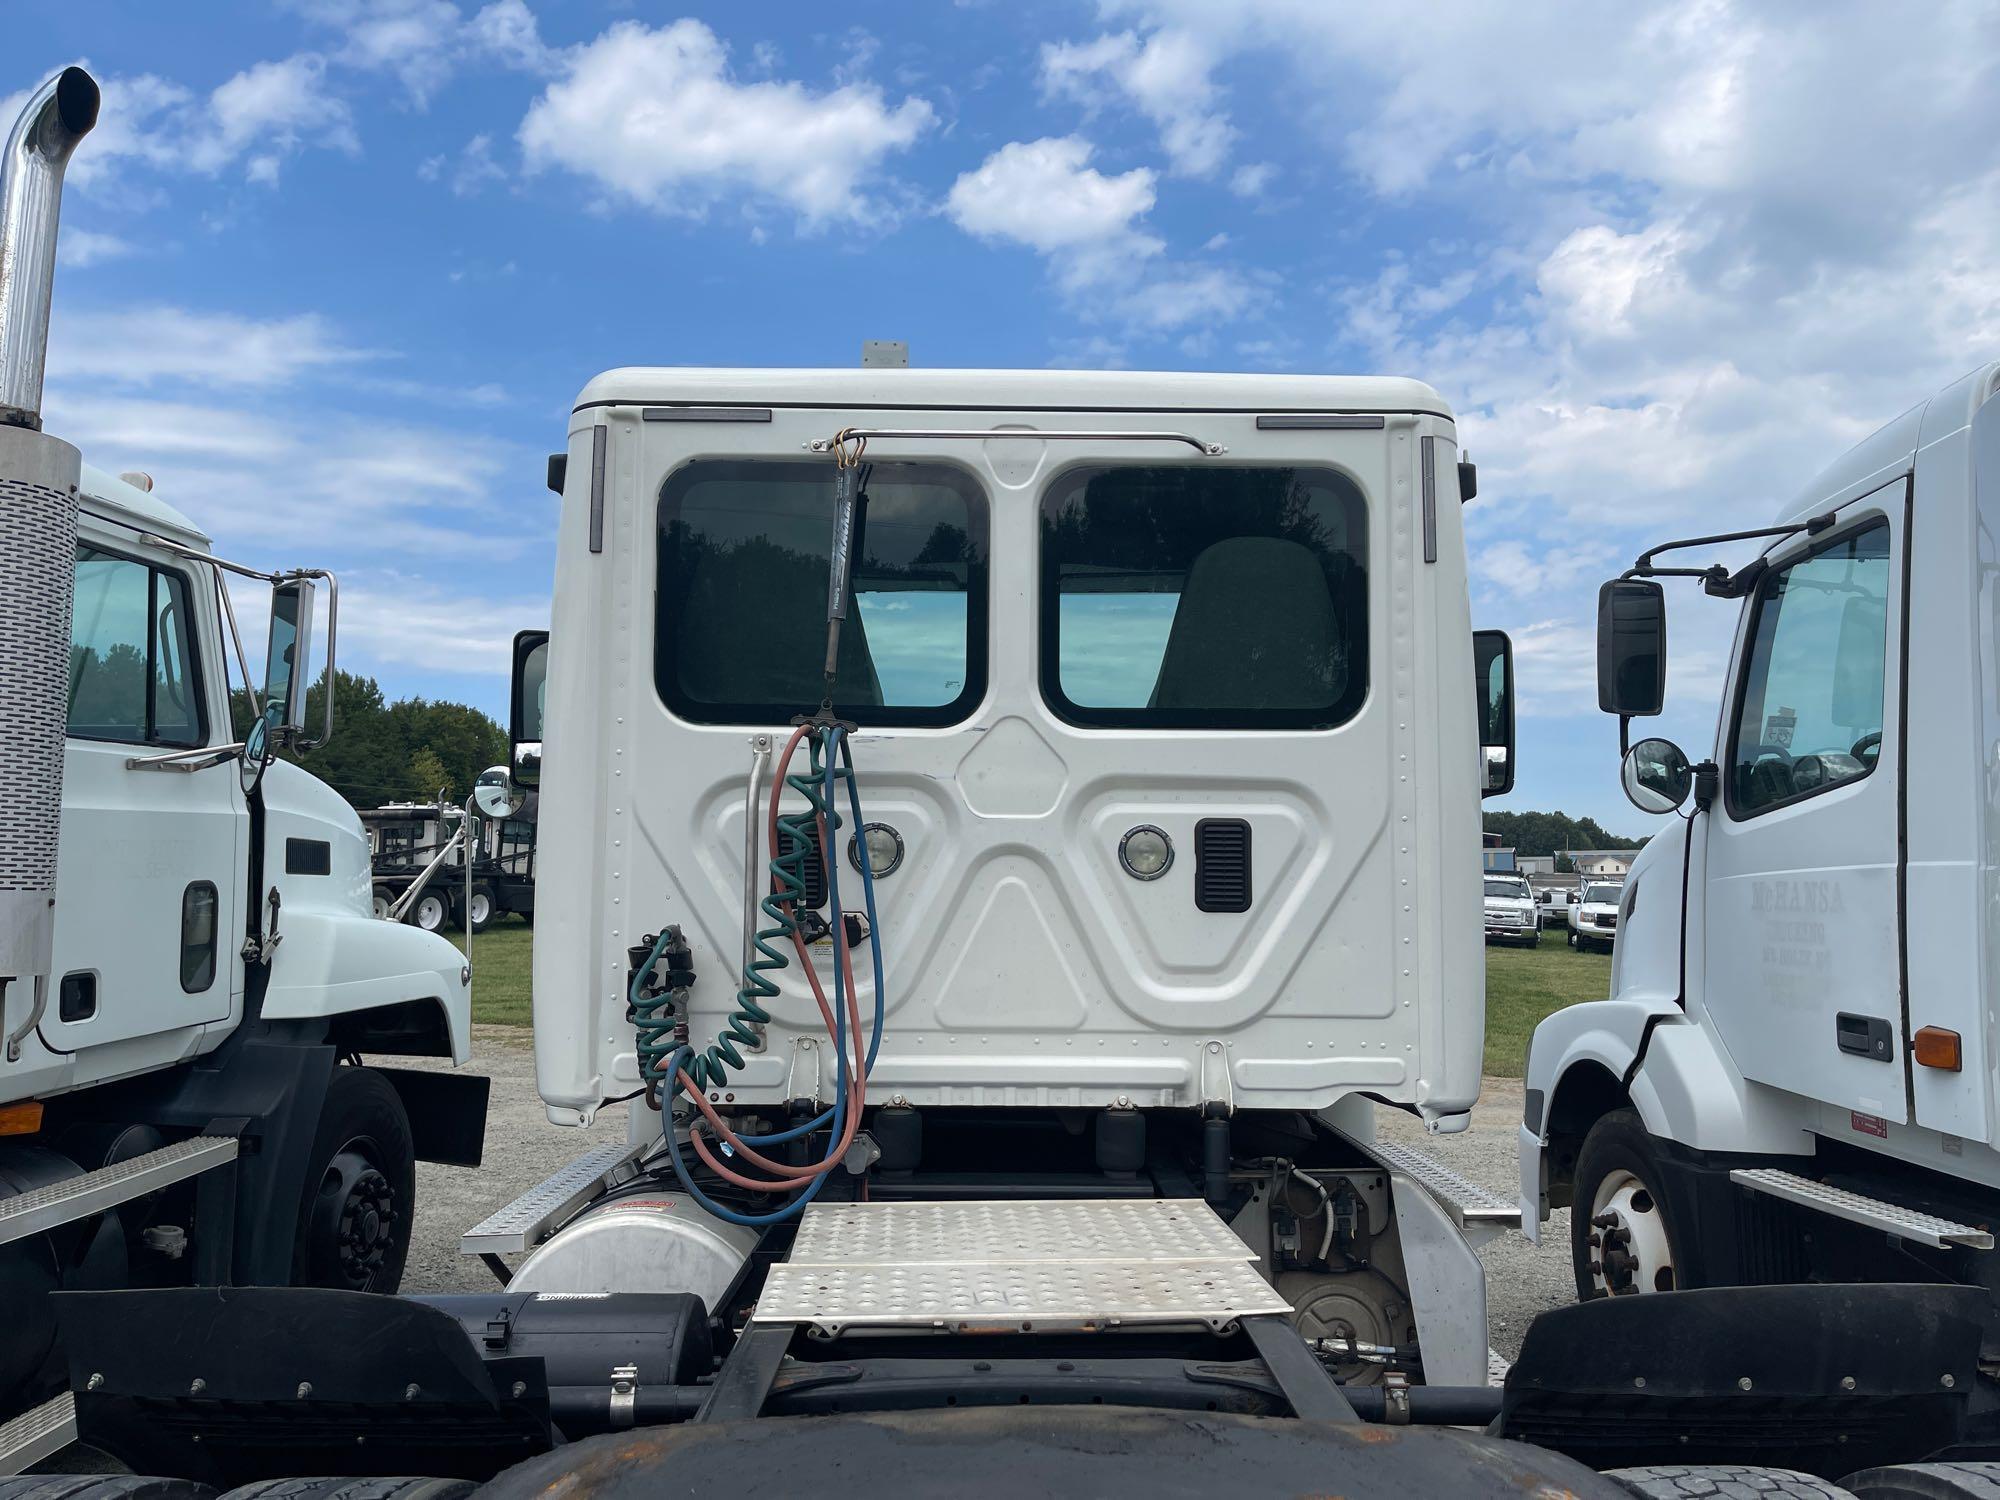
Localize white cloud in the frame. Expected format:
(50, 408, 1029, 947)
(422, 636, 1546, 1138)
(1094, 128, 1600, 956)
(465, 0, 553, 72)
(44, 383, 537, 564)
(1229, 162, 1275, 198)
(7, 57, 359, 191)
(1041, 29, 1233, 177)
(946, 136, 1259, 333)
(51, 305, 370, 389)
(56, 230, 138, 269)
(427, 133, 506, 197)
(517, 19, 935, 226)
(945, 137, 1160, 276)
(291, 0, 554, 100)
(189, 55, 358, 176)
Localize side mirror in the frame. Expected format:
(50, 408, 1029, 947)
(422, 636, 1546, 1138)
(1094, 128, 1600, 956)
(1621, 736, 1693, 815)
(264, 578, 316, 738)
(1473, 629, 1515, 798)
(1597, 579, 1666, 716)
(510, 629, 548, 790)
(473, 764, 525, 822)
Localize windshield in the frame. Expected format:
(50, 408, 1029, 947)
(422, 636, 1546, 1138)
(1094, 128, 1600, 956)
(1583, 883, 1622, 905)
(1485, 878, 1529, 898)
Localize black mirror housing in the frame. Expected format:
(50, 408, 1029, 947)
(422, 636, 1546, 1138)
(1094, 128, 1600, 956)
(1597, 579, 1667, 717)
(510, 629, 549, 788)
(1473, 629, 1514, 798)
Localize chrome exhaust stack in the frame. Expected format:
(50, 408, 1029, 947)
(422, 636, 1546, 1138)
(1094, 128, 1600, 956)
(0, 66, 98, 431)
(0, 68, 97, 1063)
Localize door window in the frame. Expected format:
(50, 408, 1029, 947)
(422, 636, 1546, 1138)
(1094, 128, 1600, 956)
(1726, 521, 1890, 817)
(68, 546, 207, 747)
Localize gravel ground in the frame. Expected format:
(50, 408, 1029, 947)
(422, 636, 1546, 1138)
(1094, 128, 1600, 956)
(399, 1030, 1574, 1358)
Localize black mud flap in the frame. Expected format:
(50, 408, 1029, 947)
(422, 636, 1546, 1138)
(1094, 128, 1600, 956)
(1501, 1283, 1989, 1478)
(473, 1405, 1631, 1499)
(55, 1287, 553, 1484)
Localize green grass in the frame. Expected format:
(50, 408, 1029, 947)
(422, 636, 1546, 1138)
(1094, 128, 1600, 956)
(466, 921, 1610, 1077)
(464, 921, 534, 1026)
(1484, 934, 1613, 1076)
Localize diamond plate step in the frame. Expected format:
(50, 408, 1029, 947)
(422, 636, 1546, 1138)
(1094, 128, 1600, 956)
(1369, 1141, 1522, 1229)
(788, 1199, 1252, 1266)
(0, 1390, 74, 1476)
(1731, 1167, 1994, 1249)
(0, 1136, 236, 1246)
(461, 1141, 641, 1255)
(755, 1197, 1292, 1336)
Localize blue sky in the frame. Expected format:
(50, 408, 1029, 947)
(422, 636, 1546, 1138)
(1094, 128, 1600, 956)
(15, 0, 2000, 831)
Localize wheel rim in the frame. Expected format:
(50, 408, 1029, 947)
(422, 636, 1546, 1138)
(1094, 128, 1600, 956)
(470, 893, 492, 924)
(372, 895, 390, 919)
(305, 1137, 400, 1290)
(1587, 1168, 1675, 1295)
(416, 895, 446, 930)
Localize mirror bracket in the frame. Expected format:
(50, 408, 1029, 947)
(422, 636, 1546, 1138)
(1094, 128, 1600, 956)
(1625, 511, 1838, 594)
(1693, 760, 1719, 813)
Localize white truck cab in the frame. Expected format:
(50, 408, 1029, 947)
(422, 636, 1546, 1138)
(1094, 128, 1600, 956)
(476, 359, 1524, 1394)
(0, 69, 486, 1424)
(1521, 359, 2000, 1311)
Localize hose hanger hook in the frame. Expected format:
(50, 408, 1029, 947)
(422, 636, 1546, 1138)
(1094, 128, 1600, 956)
(829, 427, 868, 469)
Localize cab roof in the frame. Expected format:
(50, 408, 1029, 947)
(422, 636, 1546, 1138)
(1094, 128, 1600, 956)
(79, 463, 209, 546)
(573, 367, 1455, 421)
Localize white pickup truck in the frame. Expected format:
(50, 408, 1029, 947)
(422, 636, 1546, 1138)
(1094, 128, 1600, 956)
(1483, 873, 1539, 946)
(1564, 881, 1622, 953)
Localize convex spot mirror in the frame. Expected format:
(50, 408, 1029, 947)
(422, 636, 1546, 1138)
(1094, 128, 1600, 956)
(1622, 736, 1693, 815)
(1473, 629, 1515, 798)
(510, 629, 548, 789)
(473, 765, 524, 822)
(264, 577, 316, 737)
(1597, 578, 1666, 717)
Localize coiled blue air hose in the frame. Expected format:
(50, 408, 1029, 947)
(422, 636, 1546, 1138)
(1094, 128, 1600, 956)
(653, 725, 887, 1225)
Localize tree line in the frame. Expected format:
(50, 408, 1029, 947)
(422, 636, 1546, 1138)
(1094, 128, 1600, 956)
(1482, 810, 1647, 860)
(233, 669, 506, 810)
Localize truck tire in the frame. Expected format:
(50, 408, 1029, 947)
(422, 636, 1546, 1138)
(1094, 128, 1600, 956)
(0, 1481, 217, 1500)
(216, 1481, 474, 1500)
(1572, 1108, 1688, 1299)
(371, 885, 394, 921)
(1844, 1464, 2000, 1498)
(409, 890, 449, 933)
(466, 885, 495, 934)
(1608, 1467, 1858, 1498)
(1567, 928, 1578, 948)
(293, 1068, 415, 1295)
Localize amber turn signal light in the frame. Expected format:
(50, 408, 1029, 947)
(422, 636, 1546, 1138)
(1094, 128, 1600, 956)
(0, 1100, 43, 1136)
(1914, 1026, 1963, 1072)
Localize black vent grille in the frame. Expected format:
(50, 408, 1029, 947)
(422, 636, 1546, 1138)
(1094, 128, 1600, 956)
(781, 821, 829, 909)
(1195, 819, 1252, 912)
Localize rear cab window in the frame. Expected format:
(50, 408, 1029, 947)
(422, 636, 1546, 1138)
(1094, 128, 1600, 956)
(1039, 465, 1368, 729)
(655, 460, 988, 726)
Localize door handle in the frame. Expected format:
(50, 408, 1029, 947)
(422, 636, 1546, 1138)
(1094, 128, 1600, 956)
(1836, 1012, 1894, 1062)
